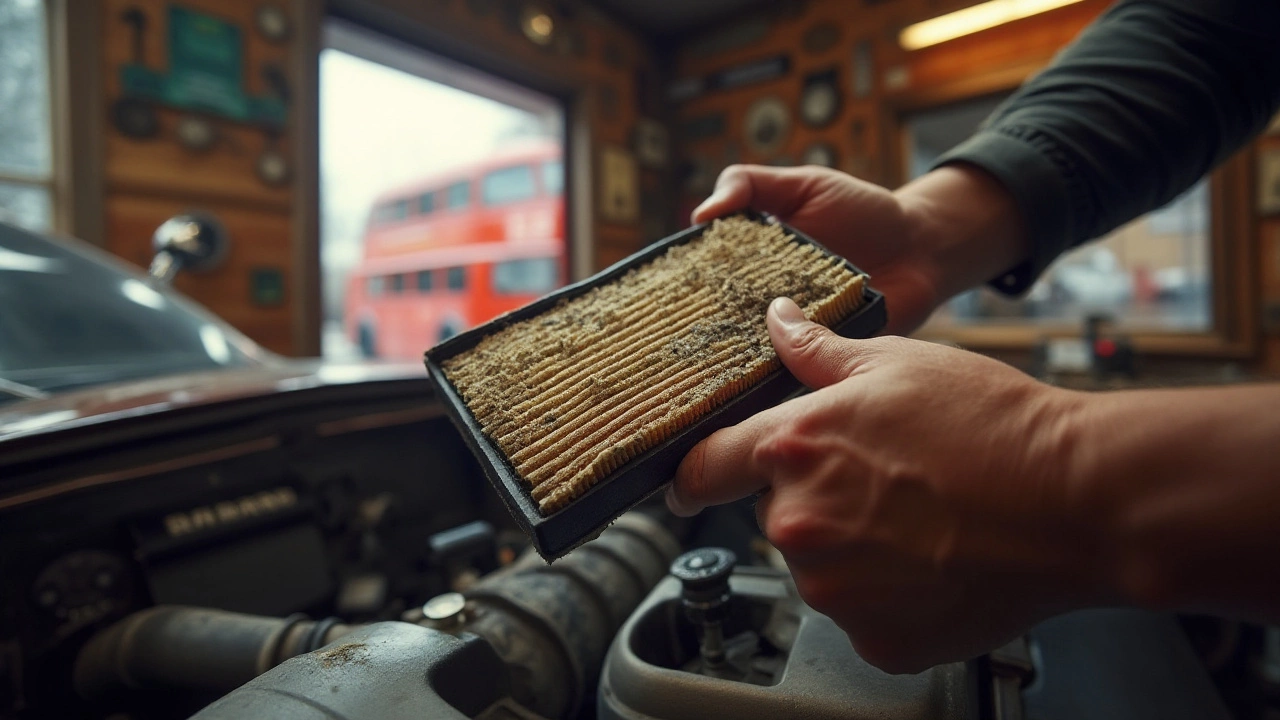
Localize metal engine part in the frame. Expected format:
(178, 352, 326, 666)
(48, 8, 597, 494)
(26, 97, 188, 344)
(440, 510, 682, 718)
(72, 511, 680, 719)
(599, 563, 980, 720)
(188, 622, 513, 720)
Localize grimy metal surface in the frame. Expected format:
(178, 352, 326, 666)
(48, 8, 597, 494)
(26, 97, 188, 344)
(426, 214, 887, 559)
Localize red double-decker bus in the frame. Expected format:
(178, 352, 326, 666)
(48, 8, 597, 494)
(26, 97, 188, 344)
(344, 141, 565, 359)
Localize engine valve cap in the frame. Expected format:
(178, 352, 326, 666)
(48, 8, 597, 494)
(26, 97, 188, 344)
(670, 548, 736, 599)
(421, 592, 468, 627)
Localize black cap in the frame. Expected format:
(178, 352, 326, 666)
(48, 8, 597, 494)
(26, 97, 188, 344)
(670, 548, 736, 602)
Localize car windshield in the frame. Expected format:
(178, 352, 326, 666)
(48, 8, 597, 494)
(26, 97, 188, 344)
(0, 223, 258, 402)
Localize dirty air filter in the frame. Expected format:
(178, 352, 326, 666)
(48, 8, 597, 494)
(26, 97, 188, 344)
(425, 214, 886, 559)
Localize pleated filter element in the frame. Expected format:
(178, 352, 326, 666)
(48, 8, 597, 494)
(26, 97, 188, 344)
(427, 214, 886, 558)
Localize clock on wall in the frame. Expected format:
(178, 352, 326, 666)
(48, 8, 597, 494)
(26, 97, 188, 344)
(800, 68, 842, 128)
(255, 3, 290, 43)
(802, 142, 838, 168)
(744, 96, 791, 157)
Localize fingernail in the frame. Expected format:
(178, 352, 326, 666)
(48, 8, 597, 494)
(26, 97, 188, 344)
(771, 297, 806, 327)
(664, 484, 682, 514)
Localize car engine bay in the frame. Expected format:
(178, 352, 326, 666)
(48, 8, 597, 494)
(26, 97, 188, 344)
(0, 369, 1270, 719)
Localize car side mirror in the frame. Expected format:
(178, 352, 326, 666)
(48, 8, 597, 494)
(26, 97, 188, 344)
(148, 212, 229, 284)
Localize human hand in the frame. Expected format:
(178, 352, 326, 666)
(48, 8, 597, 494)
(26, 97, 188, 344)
(666, 298, 1113, 673)
(693, 164, 1028, 335)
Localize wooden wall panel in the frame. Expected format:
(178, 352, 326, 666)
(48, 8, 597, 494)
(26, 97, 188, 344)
(106, 195, 294, 353)
(101, 0, 298, 353)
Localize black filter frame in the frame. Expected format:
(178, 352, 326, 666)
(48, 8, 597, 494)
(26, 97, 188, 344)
(425, 215, 887, 559)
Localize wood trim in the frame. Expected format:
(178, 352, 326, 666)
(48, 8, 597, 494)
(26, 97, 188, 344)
(104, 177, 293, 214)
(569, 92, 594, 281)
(291, 0, 323, 357)
(49, 0, 106, 244)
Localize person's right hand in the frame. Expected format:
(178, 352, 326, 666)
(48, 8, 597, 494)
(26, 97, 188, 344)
(693, 164, 1027, 335)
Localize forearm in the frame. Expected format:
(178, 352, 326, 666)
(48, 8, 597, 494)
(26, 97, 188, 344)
(1069, 384, 1280, 620)
(936, 0, 1280, 294)
(893, 164, 1029, 300)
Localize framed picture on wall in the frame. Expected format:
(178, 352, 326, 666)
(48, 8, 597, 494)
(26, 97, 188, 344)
(599, 145, 640, 224)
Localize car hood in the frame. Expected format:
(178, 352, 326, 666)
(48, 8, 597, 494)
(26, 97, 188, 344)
(0, 360, 429, 439)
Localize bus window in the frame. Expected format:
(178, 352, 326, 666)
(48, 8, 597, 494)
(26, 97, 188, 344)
(387, 199, 409, 223)
(417, 192, 435, 215)
(542, 160, 563, 196)
(493, 258, 559, 294)
(446, 181, 470, 210)
(367, 276, 385, 296)
(416, 270, 434, 292)
(483, 165, 537, 206)
(446, 267, 466, 290)
(389, 274, 405, 293)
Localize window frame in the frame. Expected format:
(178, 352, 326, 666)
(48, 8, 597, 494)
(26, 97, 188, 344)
(0, 0, 59, 233)
(882, 70, 1256, 358)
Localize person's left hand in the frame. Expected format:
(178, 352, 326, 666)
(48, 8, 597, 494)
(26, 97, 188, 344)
(666, 298, 1118, 673)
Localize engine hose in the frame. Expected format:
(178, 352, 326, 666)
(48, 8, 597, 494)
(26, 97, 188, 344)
(72, 511, 680, 719)
(73, 606, 349, 703)
(457, 511, 681, 719)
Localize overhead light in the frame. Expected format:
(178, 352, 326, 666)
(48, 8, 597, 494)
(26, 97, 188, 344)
(899, 0, 1084, 51)
(521, 7, 555, 46)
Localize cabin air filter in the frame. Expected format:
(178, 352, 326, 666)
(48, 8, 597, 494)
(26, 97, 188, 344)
(425, 214, 886, 559)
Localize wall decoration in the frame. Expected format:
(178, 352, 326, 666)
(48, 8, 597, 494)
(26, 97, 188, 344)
(599, 146, 640, 224)
(667, 77, 704, 103)
(250, 267, 286, 307)
(1259, 149, 1280, 216)
(633, 119, 669, 168)
(681, 112, 726, 141)
(714, 55, 791, 92)
(256, 147, 291, 186)
(802, 22, 841, 55)
(743, 96, 791, 157)
(254, 3, 290, 43)
(802, 142, 838, 168)
(113, 7, 158, 139)
(851, 40, 873, 99)
(686, 17, 770, 59)
(112, 96, 159, 139)
(116, 6, 287, 129)
(883, 65, 910, 92)
(175, 114, 216, 151)
(800, 68, 841, 128)
(683, 154, 716, 197)
(668, 55, 793, 104)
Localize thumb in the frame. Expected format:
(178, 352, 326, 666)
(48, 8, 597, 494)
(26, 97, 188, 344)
(691, 165, 808, 224)
(767, 297, 873, 389)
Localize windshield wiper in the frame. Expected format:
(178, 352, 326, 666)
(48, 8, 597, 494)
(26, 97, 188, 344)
(0, 377, 50, 402)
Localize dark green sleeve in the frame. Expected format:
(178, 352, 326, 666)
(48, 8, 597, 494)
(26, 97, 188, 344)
(934, 0, 1280, 295)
